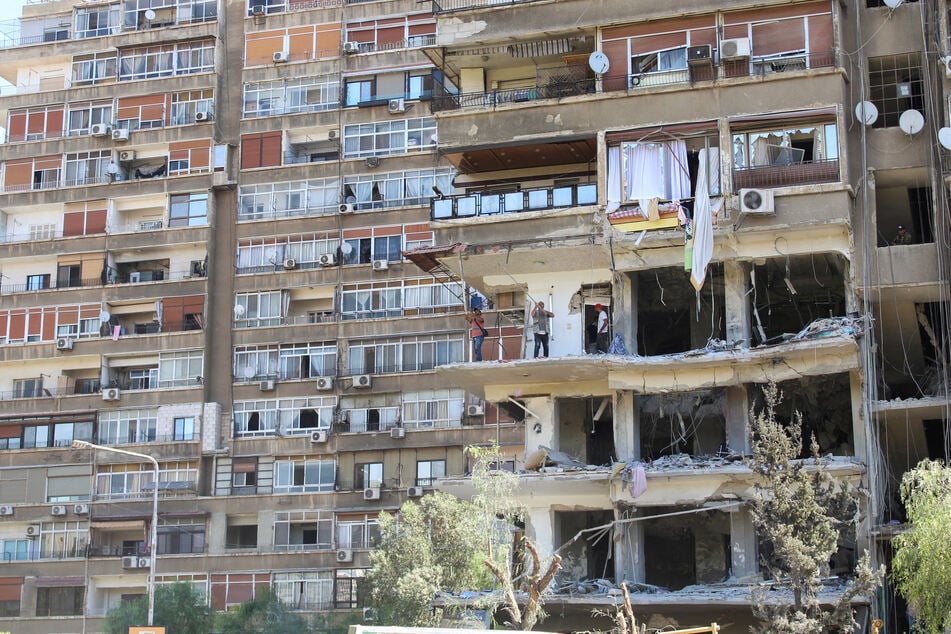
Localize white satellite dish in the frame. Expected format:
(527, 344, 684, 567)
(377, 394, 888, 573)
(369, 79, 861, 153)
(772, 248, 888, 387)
(855, 101, 879, 126)
(340, 242, 353, 255)
(938, 127, 951, 150)
(233, 304, 246, 317)
(99, 310, 111, 323)
(899, 109, 924, 136)
(242, 365, 255, 379)
(883, 0, 902, 8)
(144, 8, 157, 20)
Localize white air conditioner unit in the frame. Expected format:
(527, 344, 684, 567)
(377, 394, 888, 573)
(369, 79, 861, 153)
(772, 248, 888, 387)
(51, 505, 67, 517)
(372, 259, 389, 271)
(102, 387, 121, 401)
(56, 337, 74, 351)
(251, 4, 265, 16)
(73, 504, 89, 515)
(467, 404, 485, 417)
(282, 258, 297, 270)
(259, 380, 276, 391)
(363, 487, 381, 500)
(0, 505, 13, 517)
(26, 525, 39, 537)
(122, 556, 138, 568)
(390, 427, 405, 439)
(137, 557, 150, 568)
(273, 50, 289, 63)
(338, 203, 354, 214)
(310, 430, 328, 443)
(316, 377, 334, 391)
(336, 548, 353, 562)
(352, 374, 372, 389)
(128, 271, 142, 283)
(365, 156, 380, 168)
(327, 129, 339, 140)
(91, 123, 110, 137)
(388, 98, 406, 114)
(407, 486, 423, 497)
(195, 111, 211, 122)
(112, 128, 130, 142)
(343, 41, 360, 54)
(720, 38, 751, 60)
(739, 188, 776, 215)
(318, 252, 337, 266)
(119, 150, 136, 162)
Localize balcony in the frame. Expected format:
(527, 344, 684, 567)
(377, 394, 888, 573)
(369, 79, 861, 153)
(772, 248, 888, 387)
(432, 183, 597, 220)
(432, 68, 593, 113)
(431, 0, 542, 14)
(732, 158, 839, 191)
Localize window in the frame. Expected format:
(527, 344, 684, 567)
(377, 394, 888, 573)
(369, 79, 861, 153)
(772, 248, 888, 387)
(64, 151, 110, 187)
(47, 468, 93, 502)
(238, 178, 340, 220)
(71, 52, 117, 85)
(342, 117, 437, 159)
(13, 378, 43, 398)
(336, 514, 379, 549)
(38, 521, 87, 559)
(158, 519, 205, 554)
(347, 336, 465, 375)
(226, 523, 257, 549)
(170, 90, 214, 126)
(231, 457, 258, 493)
(118, 40, 215, 81)
(273, 571, 333, 610)
(274, 458, 335, 493)
(334, 569, 365, 609)
(278, 344, 337, 381)
(76, 7, 119, 38)
(240, 131, 282, 169)
(24, 422, 92, 449)
(234, 291, 284, 328)
(233, 346, 279, 382)
(66, 101, 113, 136)
(343, 167, 452, 211)
(273, 511, 333, 551)
(355, 462, 383, 489)
(169, 193, 208, 227)
(868, 53, 924, 128)
(415, 459, 445, 486)
(36, 586, 84, 617)
(402, 389, 465, 429)
(233, 399, 278, 437)
(407, 71, 433, 100)
(174, 417, 196, 441)
(342, 235, 402, 265)
(157, 350, 203, 388)
(26, 275, 50, 291)
(345, 79, 375, 106)
(632, 46, 687, 75)
(731, 120, 840, 190)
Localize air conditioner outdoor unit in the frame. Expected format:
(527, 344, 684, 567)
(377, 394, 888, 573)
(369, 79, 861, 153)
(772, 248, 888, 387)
(390, 427, 405, 439)
(112, 128, 130, 142)
(73, 504, 89, 515)
(102, 387, 121, 401)
(119, 150, 136, 162)
(327, 129, 339, 140)
(282, 258, 297, 270)
(467, 404, 485, 417)
(318, 252, 337, 266)
(739, 188, 776, 215)
(336, 548, 354, 563)
(129, 271, 141, 283)
(720, 38, 751, 60)
(388, 98, 406, 114)
(251, 4, 265, 15)
(137, 557, 150, 568)
(91, 123, 110, 137)
(316, 377, 334, 391)
(56, 337, 74, 351)
(372, 259, 389, 271)
(273, 50, 289, 63)
(310, 430, 328, 443)
(407, 486, 423, 497)
(338, 203, 354, 214)
(0, 505, 12, 517)
(195, 111, 211, 122)
(51, 505, 67, 517)
(352, 374, 372, 389)
(343, 41, 360, 54)
(122, 556, 138, 568)
(26, 525, 39, 537)
(687, 44, 713, 65)
(363, 487, 381, 500)
(365, 156, 380, 168)
(259, 380, 276, 391)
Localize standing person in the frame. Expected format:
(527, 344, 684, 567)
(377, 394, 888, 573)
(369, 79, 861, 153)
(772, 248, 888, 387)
(892, 224, 913, 245)
(595, 303, 609, 353)
(532, 301, 554, 358)
(466, 309, 486, 361)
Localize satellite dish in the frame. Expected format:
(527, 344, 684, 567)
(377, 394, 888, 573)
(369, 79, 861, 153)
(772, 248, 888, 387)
(99, 310, 111, 323)
(938, 127, 951, 150)
(883, 0, 902, 7)
(242, 365, 255, 379)
(144, 8, 157, 20)
(855, 101, 879, 126)
(340, 242, 353, 255)
(588, 51, 610, 75)
(233, 304, 246, 317)
(899, 109, 924, 135)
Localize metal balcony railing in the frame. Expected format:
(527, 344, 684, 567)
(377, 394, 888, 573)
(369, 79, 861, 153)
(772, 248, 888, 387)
(432, 77, 594, 112)
(732, 158, 840, 191)
(431, 183, 597, 220)
(432, 0, 542, 13)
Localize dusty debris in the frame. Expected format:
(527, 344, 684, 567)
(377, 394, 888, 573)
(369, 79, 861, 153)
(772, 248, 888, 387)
(524, 446, 588, 471)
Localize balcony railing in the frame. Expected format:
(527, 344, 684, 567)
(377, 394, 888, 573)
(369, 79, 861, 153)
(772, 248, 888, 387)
(431, 0, 542, 13)
(431, 183, 597, 220)
(732, 158, 839, 191)
(0, 270, 199, 296)
(432, 77, 594, 112)
(2, 175, 110, 194)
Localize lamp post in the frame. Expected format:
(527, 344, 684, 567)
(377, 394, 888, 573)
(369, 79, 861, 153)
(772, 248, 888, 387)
(72, 439, 159, 627)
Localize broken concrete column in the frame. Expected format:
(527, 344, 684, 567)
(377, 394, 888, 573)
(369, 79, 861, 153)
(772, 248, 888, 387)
(619, 272, 637, 355)
(614, 390, 638, 461)
(525, 506, 556, 558)
(724, 386, 750, 454)
(523, 396, 557, 457)
(849, 370, 866, 462)
(729, 506, 758, 579)
(723, 260, 751, 347)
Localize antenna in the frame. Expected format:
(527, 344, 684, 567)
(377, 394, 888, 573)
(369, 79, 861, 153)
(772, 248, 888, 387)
(855, 101, 879, 126)
(898, 109, 924, 136)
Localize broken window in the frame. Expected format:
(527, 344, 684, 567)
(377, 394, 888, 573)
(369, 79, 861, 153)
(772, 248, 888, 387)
(273, 510, 333, 551)
(875, 182, 933, 246)
(731, 119, 840, 189)
(638, 389, 726, 460)
(868, 53, 925, 129)
(555, 397, 615, 466)
(554, 510, 615, 582)
(639, 506, 731, 590)
(880, 301, 950, 399)
(634, 265, 725, 355)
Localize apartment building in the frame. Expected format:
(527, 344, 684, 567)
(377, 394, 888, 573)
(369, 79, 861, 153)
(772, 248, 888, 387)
(414, 0, 951, 631)
(0, 0, 521, 631)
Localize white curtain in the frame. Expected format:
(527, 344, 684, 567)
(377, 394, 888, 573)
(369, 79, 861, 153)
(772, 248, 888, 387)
(622, 140, 691, 209)
(666, 139, 691, 201)
(607, 146, 621, 213)
(691, 148, 714, 291)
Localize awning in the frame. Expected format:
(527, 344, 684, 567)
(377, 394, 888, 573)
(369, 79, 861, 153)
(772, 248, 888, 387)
(403, 243, 466, 273)
(90, 520, 146, 530)
(34, 577, 85, 587)
(508, 38, 572, 58)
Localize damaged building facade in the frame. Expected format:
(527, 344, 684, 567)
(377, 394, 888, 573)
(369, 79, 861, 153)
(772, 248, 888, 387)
(420, 0, 951, 631)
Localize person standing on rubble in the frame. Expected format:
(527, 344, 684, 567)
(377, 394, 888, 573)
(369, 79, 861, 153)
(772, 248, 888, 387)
(532, 301, 554, 358)
(595, 304, 609, 353)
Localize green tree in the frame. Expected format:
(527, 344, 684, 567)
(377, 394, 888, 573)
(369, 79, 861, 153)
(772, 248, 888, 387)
(892, 459, 951, 633)
(103, 582, 214, 634)
(747, 383, 882, 633)
(364, 490, 493, 626)
(215, 588, 309, 634)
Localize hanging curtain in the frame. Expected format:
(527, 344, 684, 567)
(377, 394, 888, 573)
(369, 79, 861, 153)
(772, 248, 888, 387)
(691, 148, 714, 291)
(665, 139, 691, 201)
(707, 147, 721, 196)
(624, 143, 665, 213)
(606, 146, 621, 213)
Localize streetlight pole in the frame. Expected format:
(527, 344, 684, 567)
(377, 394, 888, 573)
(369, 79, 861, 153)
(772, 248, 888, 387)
(72, 440, 159, 627)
